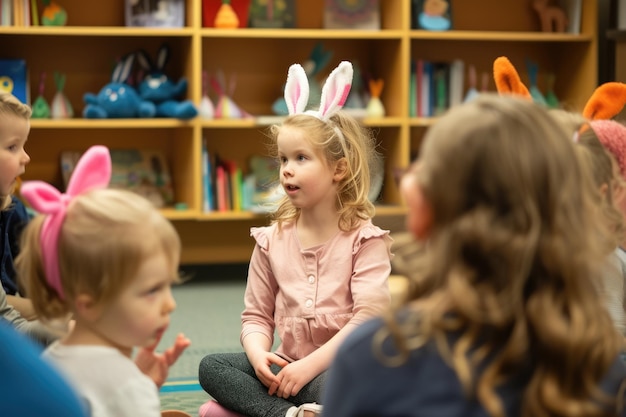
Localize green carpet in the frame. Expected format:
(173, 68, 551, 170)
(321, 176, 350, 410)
(157, 274, 247, 415)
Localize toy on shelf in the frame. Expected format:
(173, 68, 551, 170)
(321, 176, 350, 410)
(199, 70, 215, 119)
(544, 73, 560, 108)
(214, 0, 240, 28)
(366, 78, 385, 117)
(532, 0, 568, 33)
(209, 70, 251, 119)
(463, 65, 479, 103)
(415, 0, 451, 31)
(136, 43, 198, 120)
(83, 54, 156, 119)
(41, 0, 67, 26)
(32, 72, 51, 119)
(526, 59, 547, 106)
(51, 72, 73, 119)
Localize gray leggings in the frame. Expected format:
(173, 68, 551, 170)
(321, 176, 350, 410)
(198, 352, 326, 417)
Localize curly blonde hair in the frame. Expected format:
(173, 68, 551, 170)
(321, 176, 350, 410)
(382, 94, 623, 417)
(268, 112, 380, 231)
(16, 188, 181, 320)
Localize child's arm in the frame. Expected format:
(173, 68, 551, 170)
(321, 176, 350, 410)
(6, 294, 36, 320)
(0, 285, 58, 346)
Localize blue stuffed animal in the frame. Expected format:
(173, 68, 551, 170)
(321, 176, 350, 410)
(83, 54, 156, 119)
(136, 44, 197, 120)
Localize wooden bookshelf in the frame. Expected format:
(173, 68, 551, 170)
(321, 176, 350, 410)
(3, 0, 598, 264)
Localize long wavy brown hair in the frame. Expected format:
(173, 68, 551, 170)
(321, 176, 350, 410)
(382, 94, 624, 417)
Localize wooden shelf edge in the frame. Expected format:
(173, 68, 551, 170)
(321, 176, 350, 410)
(0, 26, 194, 37)
(200, 28, 404, 39)
(410, 30, 592, 42)
(31, 118, 195, 129)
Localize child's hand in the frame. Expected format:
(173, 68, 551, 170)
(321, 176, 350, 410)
(269, 357, 317, 398)
(251, 351, 288, 389)
(135, 332, 191, 388)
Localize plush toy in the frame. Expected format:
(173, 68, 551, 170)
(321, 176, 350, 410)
(136, 44, 198, 120)
(83, 54, 156, 119)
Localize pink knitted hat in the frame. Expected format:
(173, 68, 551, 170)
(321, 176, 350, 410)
(589, 119, 626, 179)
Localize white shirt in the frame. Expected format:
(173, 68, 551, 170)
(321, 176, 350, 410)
(43, 342, 161, 417)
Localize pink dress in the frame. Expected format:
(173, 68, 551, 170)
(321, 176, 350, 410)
(241, 219, 393, 361)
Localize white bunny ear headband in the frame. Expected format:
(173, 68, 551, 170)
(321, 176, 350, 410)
(284, 60, 353, 121)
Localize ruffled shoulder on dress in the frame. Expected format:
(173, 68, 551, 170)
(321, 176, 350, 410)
(250, 226, 272, 250)
(353, 223, 394, 257)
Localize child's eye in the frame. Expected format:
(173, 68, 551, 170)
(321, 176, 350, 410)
(297, 154, 307, 161)
(7, 145, 16, 152)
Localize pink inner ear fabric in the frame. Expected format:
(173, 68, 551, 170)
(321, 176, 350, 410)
(337, 85, 350, 107)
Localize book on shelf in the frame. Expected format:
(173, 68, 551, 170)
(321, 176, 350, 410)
(248, 0, 296, 28)
(323, 0, 380, 30)
(0, 59, 29, 104)
(411, 58, 467, 118)
(560, 0, 581, 34)
(125, 0, 185, 28)
(60, 149, 175, 208)
(0, 0, 36, 26)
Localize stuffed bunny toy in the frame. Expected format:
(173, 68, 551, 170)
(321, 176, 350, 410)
(83, 54, 156, 118)
(136, 44, 198, 120)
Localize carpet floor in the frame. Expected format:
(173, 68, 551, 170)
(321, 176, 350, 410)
(157, 271, 247, 416)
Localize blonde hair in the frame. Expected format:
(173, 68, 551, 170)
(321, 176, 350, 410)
(550, 109, 626, 248)
(16, 189, 181, 320)
(268, 112, 380, 231)
(0, 93, 31, 211)
(384, 95, 623, 417)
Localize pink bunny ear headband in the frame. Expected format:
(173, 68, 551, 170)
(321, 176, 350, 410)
(20, 146, 112, 300)
(284, 60, 353, 120)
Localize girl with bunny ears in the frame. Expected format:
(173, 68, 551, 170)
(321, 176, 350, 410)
(15, 145, 190, 417)
(198, 61, 393, 417)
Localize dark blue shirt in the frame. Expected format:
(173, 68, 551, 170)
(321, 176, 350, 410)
(323, 313, 626, 417)
(0, 197, 29, 295)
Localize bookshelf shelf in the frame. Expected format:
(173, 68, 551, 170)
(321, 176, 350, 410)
(2, 0, 598, 264)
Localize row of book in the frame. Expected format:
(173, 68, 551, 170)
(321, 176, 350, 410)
(201, 139, 280, 213)
(409, 58, 468, 118)
(1, 0, 38, 26)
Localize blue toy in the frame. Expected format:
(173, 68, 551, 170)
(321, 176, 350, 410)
(83, 54, 156, 119)
(136, 44, 198, 120)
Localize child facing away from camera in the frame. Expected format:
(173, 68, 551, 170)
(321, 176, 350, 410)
(322, 94, 626, 417)
(551, 108, 626, 336)
(0, 91, 61, 344)
(198, 61, 393, 417)
(15, 145, 191, 417)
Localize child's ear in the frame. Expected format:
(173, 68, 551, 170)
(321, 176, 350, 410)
(333, 158, 348, 182)
(74, 293, 101, 322)
(599, 182, 609, 199)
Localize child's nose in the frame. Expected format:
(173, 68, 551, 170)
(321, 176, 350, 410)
(163, 287, 177, 313)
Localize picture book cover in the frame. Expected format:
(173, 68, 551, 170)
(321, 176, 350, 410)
(0, 59, 29, 104)
(248, 0, 296, 28)
(60, 149, 175, 208)
(125, 0, 185, 28)
(324, 0, 380, 30)
(413, 0, 452, 31)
